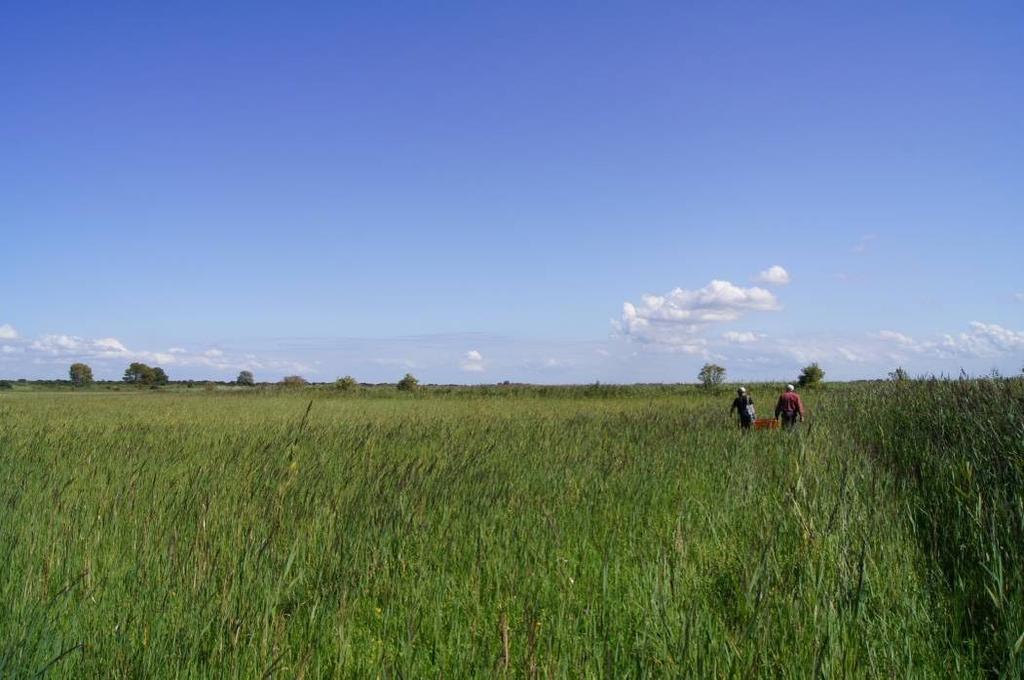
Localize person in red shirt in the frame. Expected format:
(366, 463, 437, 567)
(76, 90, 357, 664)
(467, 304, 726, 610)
(774, 384, 805, 429)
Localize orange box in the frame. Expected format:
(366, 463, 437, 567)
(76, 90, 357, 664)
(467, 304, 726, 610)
(754, 418, 779, 430)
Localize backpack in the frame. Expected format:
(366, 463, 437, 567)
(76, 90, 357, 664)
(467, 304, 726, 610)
(737, 396, 755, 420)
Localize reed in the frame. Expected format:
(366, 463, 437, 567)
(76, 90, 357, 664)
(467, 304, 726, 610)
(0, 382, 1011, 676)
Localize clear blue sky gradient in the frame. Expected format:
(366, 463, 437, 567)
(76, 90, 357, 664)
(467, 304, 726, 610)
(2, 2, 1022, 381)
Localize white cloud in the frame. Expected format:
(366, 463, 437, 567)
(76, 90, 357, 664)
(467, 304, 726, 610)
(0, 324, 17, 340)
(754, 265, 790, 286)
(460, 350, 485, 372)
(874, 323, 1024, 359)
(94, 338, 128, 353)
(618, 280, 780, 348)
(722, 331, 764, 344)
(941, 322, 1024, 357)
(836, 346, 869, 362)
(2, 328, 304, 378)
(29, 334, 130, 358)
(30, 335, 83, 352)
(876, 330, 917, 347)
(1014, 292, 1024, 303)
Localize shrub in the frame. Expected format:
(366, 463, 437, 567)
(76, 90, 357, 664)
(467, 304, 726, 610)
(697, 363, 726, 389)
(236, 370, 255, 387)
(397, 373, 419, 392)
(797, 363, 825, 389)
(888, 367, 909, 382)
(123, 363, 168, 386)
(334, 376, 358, 391)
(69, 363, 94, 387)
(123, 362, 154, 385)
(0, 380, 12, 390)
(281, 375, 307, 388)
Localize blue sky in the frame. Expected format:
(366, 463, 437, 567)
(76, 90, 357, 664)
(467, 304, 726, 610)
(2, 1, 1022, 382)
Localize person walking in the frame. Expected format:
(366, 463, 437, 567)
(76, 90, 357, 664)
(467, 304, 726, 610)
(774, 384, 805, 429)
(730, 387, 756, 429)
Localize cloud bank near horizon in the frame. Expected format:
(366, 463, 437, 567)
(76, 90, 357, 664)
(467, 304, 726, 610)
(2, 265, 1023, 383)
(611, 265, 1024, 379)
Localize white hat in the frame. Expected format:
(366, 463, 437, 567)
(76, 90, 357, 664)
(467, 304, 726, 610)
(738, 386, 746, 393)
(786, 384, 795, 391)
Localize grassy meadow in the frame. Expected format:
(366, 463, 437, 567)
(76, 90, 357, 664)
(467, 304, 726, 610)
(0, 381, 1021, 677)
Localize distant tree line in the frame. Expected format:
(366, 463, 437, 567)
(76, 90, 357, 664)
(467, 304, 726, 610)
(3, 364, 1022, 394)
(696, 362, 827, 390)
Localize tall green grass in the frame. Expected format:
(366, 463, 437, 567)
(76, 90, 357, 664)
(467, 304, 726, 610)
(0, 386, 991, 676)
(852, 377, 1024, 676)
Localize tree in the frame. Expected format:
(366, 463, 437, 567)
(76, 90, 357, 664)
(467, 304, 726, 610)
(123, 362, 155, 385)
(697, 363, 726, 389)
(797, 362, 825, 389)
(122, 362, 167, 386)
(236, 370, 255, 386)
(280, 375, 307, 387)
(69, 363, 94, 387)
(334, 375, 358, 391)
(397, 373, 419, 392)
(888, 367, 909, 382)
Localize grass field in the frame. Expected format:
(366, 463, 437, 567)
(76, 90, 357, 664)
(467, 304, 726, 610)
(1, 382, 1021, 677)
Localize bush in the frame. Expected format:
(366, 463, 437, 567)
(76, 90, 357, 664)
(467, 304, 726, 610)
(0, 380, 12, 390)
(797, 363, 824, 389)
(888, 367, 909, 382)
(334, 376, 358, 391)
(697, 363, 726, 389)
(69, 363, 94, 387)
(397, 373, 419, 392)
(123, 362, 152, 385)
(123, 362, 168, 386)
(236, 370, 255, 387)
(280, 375, 307, 388)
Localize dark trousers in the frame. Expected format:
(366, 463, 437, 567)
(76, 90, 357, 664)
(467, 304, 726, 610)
(739, 418, 752, 429)
(781, 413, 799, 429)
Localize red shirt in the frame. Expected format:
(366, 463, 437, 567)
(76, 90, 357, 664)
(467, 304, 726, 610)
(774, 392, 805, 417)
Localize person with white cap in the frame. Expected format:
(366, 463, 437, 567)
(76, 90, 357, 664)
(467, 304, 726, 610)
(774, 384, 805, 429)
(729, 386, 756, 429)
